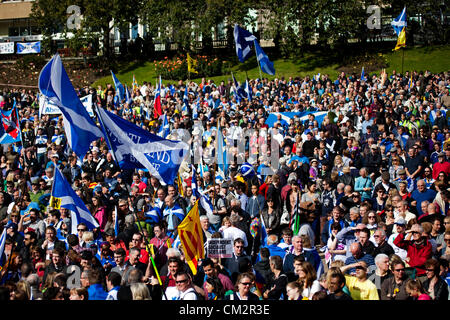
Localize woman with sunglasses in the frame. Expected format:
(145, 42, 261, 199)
(225, 272, 259, 300)
(422, 258, 449, 300)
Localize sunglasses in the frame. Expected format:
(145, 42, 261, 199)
(394, 268, 405, 272)
(176, 279, 188, 284)
(355, 266, 366, 270)
(240, 282, 252, 286)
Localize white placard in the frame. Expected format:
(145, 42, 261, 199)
(207, 239, 233, 258)
(0, 42, 14, 54)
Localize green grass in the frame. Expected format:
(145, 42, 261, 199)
(92, 44, 450, 88)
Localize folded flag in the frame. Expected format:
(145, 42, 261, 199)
(38, 54, 104, 159)
(97, 106, 189, 186)
(0, 103, 21, 144)
(50, 166, 99, 234)
(0, 228, 6, 267)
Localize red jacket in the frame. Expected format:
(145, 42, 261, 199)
(432, 161, 450, 180)
(393, 232, 432, 276)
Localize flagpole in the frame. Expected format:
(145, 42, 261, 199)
(254, 40, 263, 80)
(94, 104, 119, 165)
(132, 211, 167, 300)
(401, 48, 405, 75)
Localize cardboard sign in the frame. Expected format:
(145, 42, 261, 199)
(207, 239, 233, 258)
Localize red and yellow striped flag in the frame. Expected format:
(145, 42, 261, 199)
(177, 200, 204, 275)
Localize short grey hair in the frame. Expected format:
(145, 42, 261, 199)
(375, 253, 389, 265)
(349, 207, 360, 215)
(267, 234, 278, 246)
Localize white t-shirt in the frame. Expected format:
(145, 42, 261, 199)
(163, 287, 198, 300)
(222, 226, 248, 247)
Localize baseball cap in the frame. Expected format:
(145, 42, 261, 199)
(394, 218, 407, 226)
(398, 169, 406, 175)
(438, 152, 445, 157)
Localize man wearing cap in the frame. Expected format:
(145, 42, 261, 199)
(393, 169, 415, 193)
(432, 152, 450, 180)
(387, 218, 408, 261)
(394, 223, 433, 279)
(373, 171, 397, 198)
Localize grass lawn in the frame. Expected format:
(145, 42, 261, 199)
(92, 44, 450, 88)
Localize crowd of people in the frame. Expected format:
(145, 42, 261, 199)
(0, 67, 449, 301)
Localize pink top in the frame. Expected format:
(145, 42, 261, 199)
(418, 293, 432, 300)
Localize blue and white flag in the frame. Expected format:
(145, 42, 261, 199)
(111, 70, 125, 102)
(114, 205, 119, 237)
(96, 106, 189, 186)
(245, 79, 252, 102)
(234, 24, 257, 63)
(265, 111, 328, 128)
(240, 162, 256, 179)
(254, 40, 275, 76)
(144, 206, 162, 225)
(51, 166, 99, 234)
(16, 41, 41, 54)
(216, 124, 228, 182)
(392, 7, 407, 36)
(0, 229, 6, 267)
(125, 85, 133, 105)
(192, 165, 214, 216)
(158, 113, 170, 138)
(38, 54, 104, 159)
(182, 84, 189, 114)
(360, 66, 365, 81)
(79, 94, 94, 117)
(231, 73, 245, 102)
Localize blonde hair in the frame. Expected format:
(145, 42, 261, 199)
(82, 231, 94, 242)
(130, 283, 151, 300)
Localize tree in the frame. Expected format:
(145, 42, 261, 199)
(31, 0, 142, 58)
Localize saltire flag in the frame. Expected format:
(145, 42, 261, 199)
(111, 70, 125, 102)
(0, 228, 6, 268)
(360, 66, 365, 81)
(177, 200, 205, 275)
(38, 54, 104, 159)
(50, 166, 99, 234)
(158, 113, 170, 138)
(0, 103, 21, 144)
(96, 106, 189, 186)
(240, 162, 256, 179)
(144, 206, 162, 225)
(234, 24, 257, 63)
(392, 7, 407, 36)
(216, 122, 228, 183)
(254, 40, 276, 76)
(154, 76, 162, 118)
(125, 85, 133, 105)
(231, 73, 245, 102)
(187, 53, 198, 74)
(114, 205, 119, 237)
(182, 84, 190, 114)
(245, 79, 252, 102)
(192, 99, 199, 120)
(191, 165, 214, 216)
(393, 27, 406, 51)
